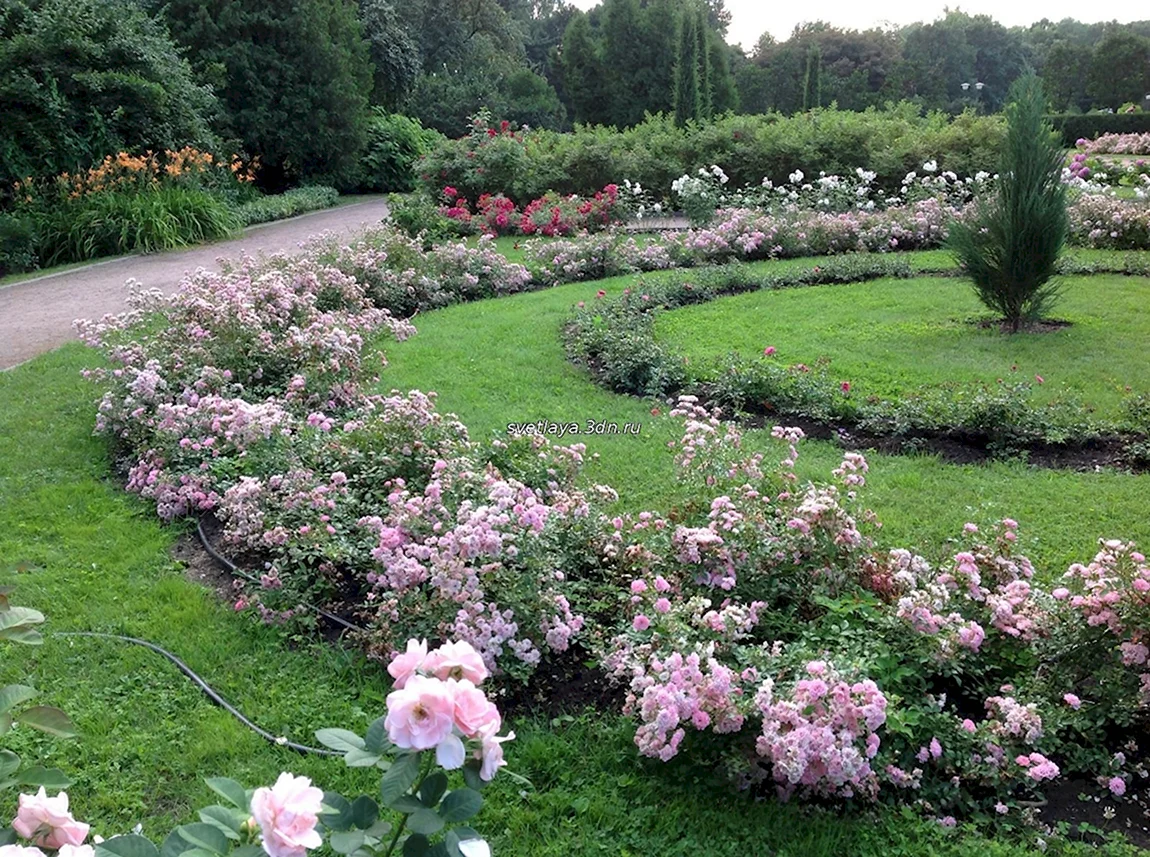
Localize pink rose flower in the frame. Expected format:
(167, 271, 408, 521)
(250, 773, 323, 857)
(632, 614, 651, 631)
(763, 346, 776, 356)
(12, 789, 89, 850)
(654, 598, 671, 614)
(387, 638, 428, 689)
(0, 846, 49, 857)
(450, 679, 501, 738)
(1063, 693, 1081, 710)
(477, 725, 515, 782)
(424, 641, 488, 685)
(1109, 776, 1127, 797)
(385, 675, 457, 752)
(960, 719, 976, 733)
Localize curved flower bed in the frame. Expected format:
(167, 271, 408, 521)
(76, 223, 1150, 826)
(562, 255, 1150, 461)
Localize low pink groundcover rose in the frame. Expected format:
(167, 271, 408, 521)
(12, 789, 90, 850)
(250, 773, 324, 857)
(385, 675, 457, 751)
(423, 641, 488, 685)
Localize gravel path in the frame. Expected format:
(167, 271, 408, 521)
(0, 196, 390, 370)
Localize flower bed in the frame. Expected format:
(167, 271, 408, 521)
(561, 255, 1150, 459)
(75, 220, 1150, 829)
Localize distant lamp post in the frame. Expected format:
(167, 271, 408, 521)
(960, 81, 985, 112)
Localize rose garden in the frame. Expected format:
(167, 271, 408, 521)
(6, 5, 1150, 853)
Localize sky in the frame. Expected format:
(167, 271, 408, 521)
(566, 0, 1150, 50)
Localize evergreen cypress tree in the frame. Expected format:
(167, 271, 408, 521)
(672, 8, 700, 126)
(695, 3, 712, 120)
(947, 72, 1068, 333)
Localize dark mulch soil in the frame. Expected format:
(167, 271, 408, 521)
(1037, 777, 1150, 848)
(741, 412, 1145, 474)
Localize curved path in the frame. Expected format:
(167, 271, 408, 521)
(0, 196, 390, 370)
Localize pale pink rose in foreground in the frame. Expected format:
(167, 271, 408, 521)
(0, 845, 49, 857)
(385, 675, 457, 751)
(478, 724, 515, 782)
(388, 638, 428, 689)
(423, 641, 488, 685)
(57, 845, 96, 857)
(449, 679, 501, 738)
(250, 773, 324, 857)
(12, 789, 90, 850)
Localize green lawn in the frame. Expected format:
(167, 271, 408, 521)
(653, 273, 1150, 420)
(378, 254, 1150, 574)
(4, 245, 1150, 856)
(5, 348, 1138, 857)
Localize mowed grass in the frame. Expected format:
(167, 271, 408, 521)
(377, 251, 1150, 574)
(6, 349, 1137, 857)
(654, 273, 1150, 419)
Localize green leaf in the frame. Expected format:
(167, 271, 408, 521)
(350, 795, 378, 829)
(319, 792, 354, 831)
(380, 753, 420, 808)
(439, 789, 483, 823)
(444, 829, 481, 857)
(197, 806, 243, 840)
(0, 829, 16, 846)
(364, 819, 392, 839)
(461, 762, 484, 792)
(19, 767, 73, 789)
(0, 751, 20, 779)
(328, 830, 365, 855)
(402, 834, 429, 857)
(97, 835, 161, 857)
(0, 685, 37, 714)
(363, 717, 390, 754)
(343, 748, 381, 768)
(314, 729, 365, 753)
(205, 777, 249, 811)
(0, 607, 44, 643)
(419, 772, 448, 808)
(0, 714, 11, 737)
(406, 809, 444, 836)
(229, 845, 265, 857)
(160, 828, 192, 857)
(176, 823, 230, 856)
(16, 706, 77, 738)
(388, 796, 425, 814)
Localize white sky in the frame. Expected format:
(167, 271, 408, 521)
(567, 0, 1150, 50)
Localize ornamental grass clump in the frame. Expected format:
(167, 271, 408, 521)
(948, 73, 1068, 333)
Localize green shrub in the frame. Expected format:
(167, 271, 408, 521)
(385, 193, 468, 242)
(0, 213, 39, 277)
(417, 106, 1005, 203)
(35, 187, 239, 264)
(949, 74, 1068, 333)
(234, 186, 340, 226)
(357, 110, 439, 193)
(1049, 112, 1150, 146)
(0, 0, 216, 194)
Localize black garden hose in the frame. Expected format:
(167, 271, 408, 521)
(195, 518, 365, 634)
(54, 631, 343, 757)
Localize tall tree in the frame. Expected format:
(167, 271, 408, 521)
(157, 0, 372, 187)
(1087, 30, 1150, 109)
(672, 4, 701, 126)
(561, 10, 608, 124)
(357, 0, 420, 109)
(695, 1, 712, 119)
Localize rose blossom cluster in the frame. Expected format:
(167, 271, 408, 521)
(385, 639, 514, 780)
(756, 661, 888, 799)
(6, 789, 90, 856)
